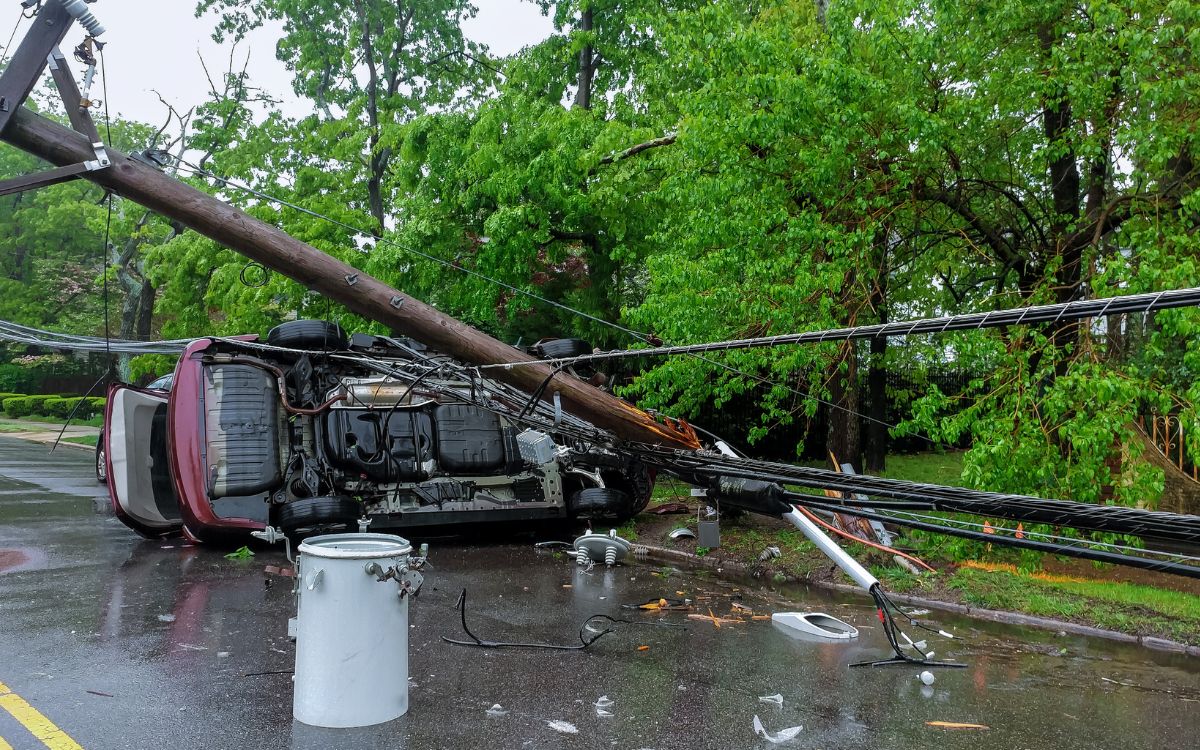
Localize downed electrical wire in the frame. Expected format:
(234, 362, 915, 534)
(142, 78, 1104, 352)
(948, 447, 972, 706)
(442, 590, 685, 651)
(639, 449, 1200, 547)
(853, 585, 964, 669)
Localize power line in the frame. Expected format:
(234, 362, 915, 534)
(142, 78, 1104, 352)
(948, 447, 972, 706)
(481, 287, 1200, 369)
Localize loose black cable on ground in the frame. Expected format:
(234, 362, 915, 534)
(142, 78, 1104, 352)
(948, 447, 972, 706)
(441, 589, 684, 651)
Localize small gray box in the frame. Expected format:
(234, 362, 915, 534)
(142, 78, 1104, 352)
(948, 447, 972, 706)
(516, 429, 557, 464)
(697, 520, 721, 549)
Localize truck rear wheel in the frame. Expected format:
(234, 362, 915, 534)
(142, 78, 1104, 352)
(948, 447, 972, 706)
(276, 496, 360, 539)
(568, 487, 633, 521)
(267, 320, 349, 350)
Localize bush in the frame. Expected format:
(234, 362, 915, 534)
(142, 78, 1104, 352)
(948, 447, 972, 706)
(50, 397, 96, 419)
(23, 395, 57, 416)
(89, 396, 106, 416)
(43, 397, 68, 418)
(3, 397, 31, 417)
(67, 397, 100, 420)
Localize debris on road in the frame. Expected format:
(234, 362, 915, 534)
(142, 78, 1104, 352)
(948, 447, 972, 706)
(925, 721, 990, 730)
(669, 527, 696, 540)
(651, 502, 691, 515)
(485, 704, 508, 716)
(919, 671, 936, 686)
(758, 693, 784, 706)
(771, 612, 859, 640)
(752, 715, 802, 744)
(546, 719, 579, 734)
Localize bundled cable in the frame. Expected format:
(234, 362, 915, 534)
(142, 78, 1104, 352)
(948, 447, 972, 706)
(640, 448, 1200, 546)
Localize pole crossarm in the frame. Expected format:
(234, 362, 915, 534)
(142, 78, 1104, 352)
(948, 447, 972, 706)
(0, 0, 74, 134)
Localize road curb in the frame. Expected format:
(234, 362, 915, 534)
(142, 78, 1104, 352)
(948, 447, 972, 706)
(3, 433, 95, 451)
(635, 543, 1197, 656)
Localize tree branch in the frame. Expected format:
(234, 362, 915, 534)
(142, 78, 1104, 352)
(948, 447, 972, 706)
(591, 134, 677, 173)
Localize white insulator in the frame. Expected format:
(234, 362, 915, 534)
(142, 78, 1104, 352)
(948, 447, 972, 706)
(576, 550, 590, 566)
(605, 546, 617, 567)
(62, 0, 106, 37)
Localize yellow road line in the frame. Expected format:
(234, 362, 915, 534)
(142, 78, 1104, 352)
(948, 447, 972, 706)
(0, 681, 83, 750)
(0, 733, 14, 750)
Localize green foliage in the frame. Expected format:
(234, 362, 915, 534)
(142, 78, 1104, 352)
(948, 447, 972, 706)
(41, 397, 98, 420)
(23, 395, 56, 416)
(129, 355, 177, 384)
(224, 545, 255, 560)
(2, 397, 32, 417)
(0, 365, 36, 393)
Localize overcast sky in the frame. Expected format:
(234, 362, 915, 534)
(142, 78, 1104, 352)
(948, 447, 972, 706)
(19, 1, 554, 127)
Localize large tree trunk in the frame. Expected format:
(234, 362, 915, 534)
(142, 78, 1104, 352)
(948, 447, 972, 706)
(573, 6, 595, 110)
(827, 341, 862, 471)
(1039, 23, 1083, 363)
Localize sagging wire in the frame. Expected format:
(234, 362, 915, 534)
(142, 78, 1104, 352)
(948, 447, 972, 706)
(0, 319, 190, 353)
(442, 589, 684, 651)
(479, 288, 1200, 370)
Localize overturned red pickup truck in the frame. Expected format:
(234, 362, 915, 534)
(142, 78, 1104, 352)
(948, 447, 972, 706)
(103, 321, 654, 543)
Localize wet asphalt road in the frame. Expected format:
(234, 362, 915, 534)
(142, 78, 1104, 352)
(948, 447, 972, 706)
(0, 436, 1198, 750)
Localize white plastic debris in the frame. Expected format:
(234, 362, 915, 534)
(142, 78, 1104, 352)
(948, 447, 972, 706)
(919, 671, 936, 686)
(596, 708, 614, 718)
(758, 694, 784, 706)
(157, 614, 176, 622)
(546, 720, 579, 734)
(486, 704, 508, 716)
(771, 612, 858, 640)
(753, 715, 802, 744)
(594, 695, 614, 709)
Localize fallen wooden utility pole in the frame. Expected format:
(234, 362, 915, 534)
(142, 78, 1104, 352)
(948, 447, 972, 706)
(0, 105, 699, 449)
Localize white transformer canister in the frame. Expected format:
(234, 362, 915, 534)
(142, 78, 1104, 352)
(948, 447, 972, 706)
(293, 533, 418, 728)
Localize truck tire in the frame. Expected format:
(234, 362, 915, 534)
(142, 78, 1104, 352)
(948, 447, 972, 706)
(276, 496, 360, 538)
(568, 487, 632, 520)
(267, 320, 349, 351)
